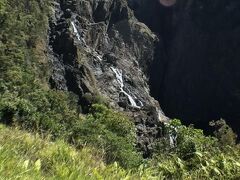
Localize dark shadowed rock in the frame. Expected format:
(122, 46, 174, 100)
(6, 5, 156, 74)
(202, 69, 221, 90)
(130, 0, 240, 136)
(48, 0, 167, 157)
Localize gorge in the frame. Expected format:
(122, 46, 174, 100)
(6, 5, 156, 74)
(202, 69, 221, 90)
(1, 0, 240, 177)
(48, 0, 240, 151)
(129, 0, 240, 136)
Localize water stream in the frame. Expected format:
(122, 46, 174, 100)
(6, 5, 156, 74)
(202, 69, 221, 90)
(71, 21, 81, 41)
(111, 67, 142, 109)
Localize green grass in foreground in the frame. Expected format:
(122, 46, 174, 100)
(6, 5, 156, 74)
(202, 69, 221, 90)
(0, 124, 144, 180)
(0, 122, 240, 180)
(1, 0, 240, 179)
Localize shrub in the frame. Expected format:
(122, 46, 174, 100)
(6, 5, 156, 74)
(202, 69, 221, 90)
(151, 119, 240, 179)
(209, 119, 237, 146)
(71, 104, 143, 169)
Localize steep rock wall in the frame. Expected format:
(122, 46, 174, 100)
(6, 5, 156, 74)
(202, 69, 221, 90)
(48, 0, 240, 153)
(130, 0, 240, 135)
(48, 0, 168, 157)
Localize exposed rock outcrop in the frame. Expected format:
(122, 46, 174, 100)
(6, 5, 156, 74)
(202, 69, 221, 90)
(48, 0, 167, 157)
(48, 0, 240, 155)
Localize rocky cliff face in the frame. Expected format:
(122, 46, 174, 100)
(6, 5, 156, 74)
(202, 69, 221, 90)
(48, 0, 240, 155)
(130, 0, 240, 135)
(48, 0, 168, 157)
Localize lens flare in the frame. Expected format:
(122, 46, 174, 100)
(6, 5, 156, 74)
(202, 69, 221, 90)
(159, 0, 176, 7)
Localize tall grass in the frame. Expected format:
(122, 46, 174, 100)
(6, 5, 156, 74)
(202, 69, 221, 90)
(1, 123, 240, 179)
(0, 124, 143, 179)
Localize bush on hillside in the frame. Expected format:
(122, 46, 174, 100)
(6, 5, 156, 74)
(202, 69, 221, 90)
(70, 104, 142, 168)
(151, 120, 240, 179)
(210, 119, 237, 146)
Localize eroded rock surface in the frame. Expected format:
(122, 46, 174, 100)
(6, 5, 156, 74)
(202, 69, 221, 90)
(48, 0, 240, 154)
(48, 0, 167, 157)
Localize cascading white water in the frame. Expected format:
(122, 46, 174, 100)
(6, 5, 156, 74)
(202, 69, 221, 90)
(111, 67, 123, 88)
(156, 107, 166, 122)
(111, 67, 142, 109)
(133, 94, 144, 107)
(121, 91, 139, 108)
(71, 21, 103, 62)
(156, 107, 176, 147)
(71, 21, 81, 41)
(169, 127, 177, 147)
(92, 51, 103, 61)
(138, 100, 144, 107)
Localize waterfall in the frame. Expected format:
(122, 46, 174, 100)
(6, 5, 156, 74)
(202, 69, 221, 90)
(111, 67, 124, 88)
(169, 127, 177, 147)
(111, 67, 142, 109)
(71, 21, 81, 41)
(71, 21, 103, 62)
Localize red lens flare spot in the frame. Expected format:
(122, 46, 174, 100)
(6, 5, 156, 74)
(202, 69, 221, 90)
(159, 0, 176, 7)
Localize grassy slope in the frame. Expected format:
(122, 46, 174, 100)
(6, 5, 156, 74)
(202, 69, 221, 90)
(0, 124, 145, 180)
(1, 0, 240, 179)
(1, 123, 240, 180)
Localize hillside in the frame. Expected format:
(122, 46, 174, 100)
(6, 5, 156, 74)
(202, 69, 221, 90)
(0, 123, 240, 179)
(0, 0, 240, 179)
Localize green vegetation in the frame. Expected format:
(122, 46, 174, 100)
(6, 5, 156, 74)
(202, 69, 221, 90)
(70, 104, 142, 168)
(0, 121, 239, 179)
(0, 124, 143, 179)
(0, 0, 240, 179)
(0, 0, 140, 169)
(151, 120, 240, 179)
(210, 119, 238, 146)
